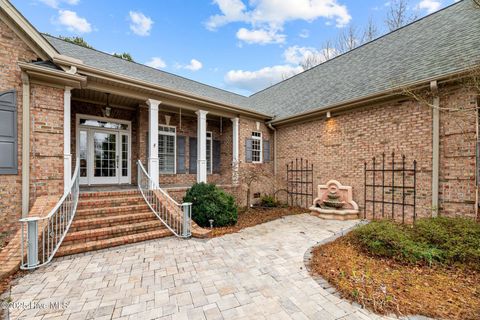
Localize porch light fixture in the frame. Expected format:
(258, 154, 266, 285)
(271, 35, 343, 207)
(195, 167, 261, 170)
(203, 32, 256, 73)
(104, 93, 111, 117)
(326, 111, 331, 118)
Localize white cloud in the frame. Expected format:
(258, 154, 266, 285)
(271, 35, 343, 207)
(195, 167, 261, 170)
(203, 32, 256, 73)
(207, 0, 351, 44)
(225, 65, 303, 93)
(39, 0, 79, 9)
(146, 57, 167, 69)
(283, 46, 338, 65)
(57, 10, 91, 33)
(299, 29, 310, 38)
(129, 11, 153, 36)
(416, 0, 441, 13)
(180, 59, 203, 71)
(236, 28, 286, 44)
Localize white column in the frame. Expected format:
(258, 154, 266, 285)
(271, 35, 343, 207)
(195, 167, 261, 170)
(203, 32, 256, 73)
(196, 110, 208, 183)
(147, 99, 161, 186)
(63, 86, 72, 193)
(231, 117, 239, 185)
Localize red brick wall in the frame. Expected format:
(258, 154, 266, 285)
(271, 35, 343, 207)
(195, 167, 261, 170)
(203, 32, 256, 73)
(30, 84, 64, 201)
(0, 19, 38, 233)
(276, 99, 434, 219)
(236, 118, 275, 206)
(438, 87, 478, 219)
(275, 87, 478, 220)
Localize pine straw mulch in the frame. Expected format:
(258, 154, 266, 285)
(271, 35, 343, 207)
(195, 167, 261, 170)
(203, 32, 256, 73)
(210, 207, 306, 237)
(309, 235, 480, 320)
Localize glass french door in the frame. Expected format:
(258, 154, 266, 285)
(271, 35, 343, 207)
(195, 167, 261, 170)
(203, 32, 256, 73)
(79, 127, 130, 185)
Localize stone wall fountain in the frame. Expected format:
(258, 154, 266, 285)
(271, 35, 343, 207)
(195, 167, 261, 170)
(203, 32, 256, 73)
(309, 180, 359, 220)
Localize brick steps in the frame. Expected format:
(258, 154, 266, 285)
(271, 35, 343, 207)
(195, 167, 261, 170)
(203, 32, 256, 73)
(75, 204, 150, 219)
(70, 212, 155, 231)
(76, 196, 145, 210)
(56, 229, 171, 257)
(63, 220, 166, 243)
(56, 189, 171, 257)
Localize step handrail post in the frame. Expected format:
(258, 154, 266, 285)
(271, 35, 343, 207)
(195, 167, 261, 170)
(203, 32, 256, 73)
(20, 217, 40, 269)
(181, 202, 192, 238)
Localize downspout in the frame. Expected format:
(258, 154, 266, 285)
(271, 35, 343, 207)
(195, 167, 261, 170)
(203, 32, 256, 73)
(267, 122, 277, 177)
(430, 80, 440, 217)
(21, 72, 30, 218)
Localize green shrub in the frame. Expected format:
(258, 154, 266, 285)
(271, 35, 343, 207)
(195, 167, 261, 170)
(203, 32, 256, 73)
(413, 217, 480, 265)
(352, 220, 443, 264)
(183, 183, 238, 228)
(352, 218, 480, 267)
(260, 195, 278, 207)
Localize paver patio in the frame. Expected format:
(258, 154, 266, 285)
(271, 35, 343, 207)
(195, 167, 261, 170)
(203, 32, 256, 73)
(2, 214, 395, 320)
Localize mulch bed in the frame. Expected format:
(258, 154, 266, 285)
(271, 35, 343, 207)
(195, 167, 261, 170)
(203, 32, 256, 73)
(309, 235, 480, 320)
(210, 207, 305, 237)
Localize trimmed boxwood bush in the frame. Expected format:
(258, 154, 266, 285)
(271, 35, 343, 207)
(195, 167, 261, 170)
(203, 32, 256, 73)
(352, 217, 480, 267)
(183, 183, 238, 228)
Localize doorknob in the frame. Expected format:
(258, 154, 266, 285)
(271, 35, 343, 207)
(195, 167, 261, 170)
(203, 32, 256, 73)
(116, 155, 119, 168)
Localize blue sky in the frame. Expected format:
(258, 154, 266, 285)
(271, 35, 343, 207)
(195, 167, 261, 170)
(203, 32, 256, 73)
(11, 0, 455, 96)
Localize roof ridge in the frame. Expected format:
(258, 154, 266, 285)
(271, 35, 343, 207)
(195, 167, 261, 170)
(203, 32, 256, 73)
(250, 0, 466, 98)
(42, 34, 249, 99)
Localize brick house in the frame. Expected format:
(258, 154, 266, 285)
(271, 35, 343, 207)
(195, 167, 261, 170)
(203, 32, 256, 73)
(0, 0, 479, 245)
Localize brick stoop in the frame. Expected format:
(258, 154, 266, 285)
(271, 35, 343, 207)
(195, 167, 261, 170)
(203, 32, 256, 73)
(56, 190, 172, 257)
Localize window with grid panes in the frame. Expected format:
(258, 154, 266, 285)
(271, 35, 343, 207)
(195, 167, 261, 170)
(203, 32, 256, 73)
(159, 125, 176, 174)
(252, 131, 262, 163)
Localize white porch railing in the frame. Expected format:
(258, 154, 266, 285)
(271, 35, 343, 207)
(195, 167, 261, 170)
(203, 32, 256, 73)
(137, 160, 192, 238)
(20, 158, 80, 270)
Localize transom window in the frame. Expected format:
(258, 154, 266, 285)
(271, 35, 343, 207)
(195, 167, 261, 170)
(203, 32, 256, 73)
(252, 131, 262, 163)
(80, 119, 128, 130)
(159, 125, 176, 174)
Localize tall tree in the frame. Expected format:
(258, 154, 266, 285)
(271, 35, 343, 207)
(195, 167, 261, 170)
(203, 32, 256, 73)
(385, 0, 417, 32)
(58, 36, 93, 49)
(362, 17, 379, 43)
(113, 52, 134, 62)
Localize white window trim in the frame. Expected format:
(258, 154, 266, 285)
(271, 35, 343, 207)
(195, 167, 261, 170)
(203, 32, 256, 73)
(159, 125, 176, 174)
(252, 131, 263, 164)
(206, 131, 213, 174)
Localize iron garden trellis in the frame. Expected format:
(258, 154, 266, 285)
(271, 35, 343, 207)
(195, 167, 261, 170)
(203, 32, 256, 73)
(364, 152, 417, 223)
(286, 158, 314, 208)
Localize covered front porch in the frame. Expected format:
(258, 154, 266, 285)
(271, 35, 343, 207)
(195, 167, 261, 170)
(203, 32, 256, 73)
(66, 83, 241, 192)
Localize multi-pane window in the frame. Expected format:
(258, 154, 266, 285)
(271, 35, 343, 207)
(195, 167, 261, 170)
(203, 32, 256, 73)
(122, 135, 128, 177)
(159, 125, 176, 174)
(206, 132, 213, 174)
(252, 131, 262, 163)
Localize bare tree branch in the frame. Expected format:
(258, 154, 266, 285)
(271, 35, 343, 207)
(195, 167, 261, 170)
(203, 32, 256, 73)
(385, 0, 417, 31)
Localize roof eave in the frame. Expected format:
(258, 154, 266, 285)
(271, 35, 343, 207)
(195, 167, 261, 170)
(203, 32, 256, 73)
(270, 67, 478, 127)
(52, 56, 273, 120)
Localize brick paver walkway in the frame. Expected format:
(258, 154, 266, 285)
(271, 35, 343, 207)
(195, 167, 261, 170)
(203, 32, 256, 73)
(3, 214, 394, 320)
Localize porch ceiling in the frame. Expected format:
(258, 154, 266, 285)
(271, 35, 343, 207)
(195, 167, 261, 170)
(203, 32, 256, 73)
(71, 88, 224, 121)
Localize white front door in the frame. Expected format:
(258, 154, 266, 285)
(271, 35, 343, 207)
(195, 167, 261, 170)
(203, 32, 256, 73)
(78, 116, 131, 185)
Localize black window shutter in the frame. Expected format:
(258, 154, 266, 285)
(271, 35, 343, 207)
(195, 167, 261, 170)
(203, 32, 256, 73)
(177, 136, 186, 174)
(245, 138, 253, 163)
(189, 137, 197, 174)
(263, 140, 270, 162)
(0, 90, 17, 174)
(213, 140, 221, 173)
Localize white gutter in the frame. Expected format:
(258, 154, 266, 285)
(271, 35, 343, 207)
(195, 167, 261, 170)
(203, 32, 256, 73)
(267, 122, 277, 177)
(430, 80, 440, 217)
(21, 72, 30, 218)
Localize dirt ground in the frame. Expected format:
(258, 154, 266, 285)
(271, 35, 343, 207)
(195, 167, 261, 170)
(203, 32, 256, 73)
(309, 236, 480, 320)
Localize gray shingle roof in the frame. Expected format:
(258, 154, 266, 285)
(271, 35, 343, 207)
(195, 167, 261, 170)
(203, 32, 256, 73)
(250, 0, 480, 119)
(44, 0, 480, 121)
(44, 35, 252, 111)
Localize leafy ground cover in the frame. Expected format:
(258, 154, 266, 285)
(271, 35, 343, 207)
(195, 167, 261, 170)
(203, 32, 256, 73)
(309, 218, 480, 320)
